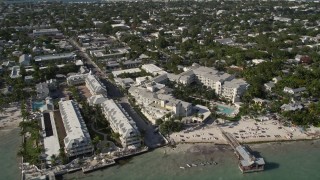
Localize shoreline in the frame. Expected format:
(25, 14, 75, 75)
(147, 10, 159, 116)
(0, 106, 22, 132)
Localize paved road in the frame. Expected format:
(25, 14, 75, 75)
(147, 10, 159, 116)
(69, 37, 165, 148)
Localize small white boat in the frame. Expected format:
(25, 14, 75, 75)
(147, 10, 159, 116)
(191, 163, 197, 167)
(180, 166, 185, 169)
(186, 164, 191, 168)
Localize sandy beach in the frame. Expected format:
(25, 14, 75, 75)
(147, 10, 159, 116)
(0, 105, 22, 131)
(170, 118, 320, 144)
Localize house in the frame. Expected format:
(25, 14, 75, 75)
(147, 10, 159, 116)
(136, 76, 152, 85)
(24, 75, 34, 83)
(272, 77, 282, 84)
(141, 64, 167, 76)
(36, 82, 50, 100)
(2, 61, 15, 67)
(280, 103, 303, 111)
(150, 73, 168, 84)
(283, 87, 306, 95)
(19, 54, 31, 66)
(264, 82, 275, 92)
(252, 98, 269, 106)
(214, 38, 235, 45)
(10, 66, 21, 79)
(114, 78, 135, 88)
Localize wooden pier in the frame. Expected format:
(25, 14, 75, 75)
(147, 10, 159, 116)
(221, 130, 265, 173)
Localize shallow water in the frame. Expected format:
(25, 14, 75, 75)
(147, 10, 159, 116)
(0, 128, 21, 180)
(1, 128, 320, 180)
(64, 141, 320, 180)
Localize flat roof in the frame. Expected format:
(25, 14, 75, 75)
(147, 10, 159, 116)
(41, 112, 60, 163)
(35, 52, 75, 62)
(112, 68, 141, 77)
(142, 64, 163, 73)
(236, 146, 265, 167)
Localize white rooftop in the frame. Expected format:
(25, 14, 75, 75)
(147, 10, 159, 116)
(112, 68, 141, 77)
(59, 100, 91, 149)
(102, 99, 140, 138)
(41, 112, 60, 163)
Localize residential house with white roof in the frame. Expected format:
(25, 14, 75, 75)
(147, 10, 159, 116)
(19, 54, 31, 66)
(10, 66, 21, 79)
(141, 64, 167, 76)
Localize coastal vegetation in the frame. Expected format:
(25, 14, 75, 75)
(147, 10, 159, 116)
(17, 101, 42, 165)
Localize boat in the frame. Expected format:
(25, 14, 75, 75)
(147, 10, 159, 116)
(206, 161, 212, 165)
(180, 166, 185, 169)
(186, 164, 191, 168)
(213, 162, 218, 165)
(191, 163, 197, 167)
(200, 163, 205, 166)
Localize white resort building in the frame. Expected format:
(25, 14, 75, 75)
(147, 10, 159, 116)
(101, 99, 141, 148)
(59, 100, 93, 157)
(168, 64, 249, 103)
(129, 85, 192, 123)
(85, 73, 107, 95)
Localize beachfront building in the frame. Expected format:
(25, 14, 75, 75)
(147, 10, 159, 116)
(85, 72, 107, 95)
(101, 99, 141, 148)
(167, 64, 249, 103)
(129, 85, 192, 123)
(236, 145, 265, 173)
(59, 100, 93, 157)
(220, 79, 248, 102)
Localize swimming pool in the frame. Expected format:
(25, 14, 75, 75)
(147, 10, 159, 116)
(217, 105, 235, 116)
(32, 101, 45, 111)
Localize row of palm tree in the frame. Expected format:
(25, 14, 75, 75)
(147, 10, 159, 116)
(17, 100, 43, 166)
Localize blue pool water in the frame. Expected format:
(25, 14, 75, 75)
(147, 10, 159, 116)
(32, 101, 44, 111)
(217, 105, 235, 115)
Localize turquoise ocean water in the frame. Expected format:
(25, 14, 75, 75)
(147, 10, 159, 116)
(1, 128, 320, 180)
